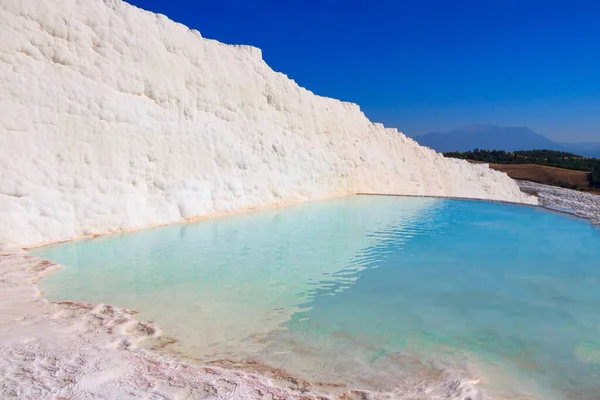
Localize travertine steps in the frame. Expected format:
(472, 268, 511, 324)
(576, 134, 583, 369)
(0, 0, 535, 250)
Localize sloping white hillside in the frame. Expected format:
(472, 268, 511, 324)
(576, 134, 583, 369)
(0, 0, 536, 248)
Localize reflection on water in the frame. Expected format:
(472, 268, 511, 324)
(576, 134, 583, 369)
(32, 197, 439, 355)
(31, 196, 600, 399)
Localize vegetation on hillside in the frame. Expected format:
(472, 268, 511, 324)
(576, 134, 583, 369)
(444, 149, 600, 189)
(591, 165, 600, 188)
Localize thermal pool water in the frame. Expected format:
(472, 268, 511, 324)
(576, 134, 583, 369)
(30, 196, 600, 399)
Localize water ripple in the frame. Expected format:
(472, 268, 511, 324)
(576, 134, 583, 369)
(29, 196, 600, 399)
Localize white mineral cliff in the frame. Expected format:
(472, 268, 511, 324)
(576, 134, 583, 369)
(0, 0, 536, 249)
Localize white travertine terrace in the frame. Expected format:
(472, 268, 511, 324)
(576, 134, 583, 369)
(0, 251, 491, 400)
(517, 181, 600, 224)
(0, 252, 332, 399)
(0, 0, 536, 249)
(0, 2, 533, 397)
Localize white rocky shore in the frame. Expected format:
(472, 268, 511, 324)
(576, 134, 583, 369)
(517, 181, 600, 225)
(0, 251, 490, 399)
(0, 0, 536, 398)
(0, 251, 331, 399)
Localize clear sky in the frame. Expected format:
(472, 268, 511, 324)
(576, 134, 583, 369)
(128, 0, 600, 142)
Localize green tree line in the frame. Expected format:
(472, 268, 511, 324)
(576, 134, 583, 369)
(591, 165, 600, 188)
(443, 149, 600, 188)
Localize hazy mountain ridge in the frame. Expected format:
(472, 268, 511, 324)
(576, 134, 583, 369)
(412, 125, 600, 158)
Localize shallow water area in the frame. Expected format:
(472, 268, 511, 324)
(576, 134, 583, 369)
(30, 196, 600, 399)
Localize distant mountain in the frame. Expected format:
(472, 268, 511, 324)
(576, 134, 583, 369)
(559, 142, 600, 159)
(411, 125, 600, 158)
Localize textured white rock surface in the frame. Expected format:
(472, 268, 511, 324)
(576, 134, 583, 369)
(517, 181, 600, 224)
(0, 251, 492, 400)
(0, 252, 327, 399)
(0, 0, 536, 249)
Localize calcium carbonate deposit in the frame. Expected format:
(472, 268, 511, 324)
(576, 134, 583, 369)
(0, 0, 536, 250)
(0, 1, 543, 398)
(517, 180, 600, 224)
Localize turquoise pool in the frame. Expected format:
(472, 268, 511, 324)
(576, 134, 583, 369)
(30, 196, 600, 399)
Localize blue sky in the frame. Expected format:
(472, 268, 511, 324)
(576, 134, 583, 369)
(128, 0, 599, 142)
